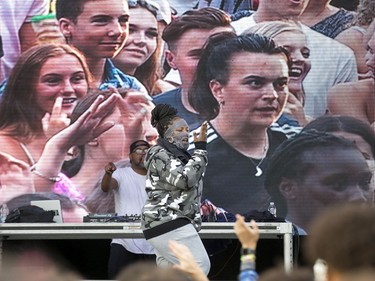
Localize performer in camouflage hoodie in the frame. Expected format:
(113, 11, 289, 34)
(141, 104, 210, 275)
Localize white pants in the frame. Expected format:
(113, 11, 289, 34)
(147, 223, 211, 275)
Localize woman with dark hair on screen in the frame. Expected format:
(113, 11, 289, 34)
(186, 33, 293, 278)
(141, 103, 210, 275)
(188, 32, 291, 215)
(244, 20, 312, 127)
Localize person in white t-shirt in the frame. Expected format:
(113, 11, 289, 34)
(0, 0, 50, 82)
(101, 140, 155, 279)
(231, 0, 358, 118)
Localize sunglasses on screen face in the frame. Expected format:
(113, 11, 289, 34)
(133, 148, 149, 155)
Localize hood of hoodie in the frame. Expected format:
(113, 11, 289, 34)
(143, 145, 163, 170)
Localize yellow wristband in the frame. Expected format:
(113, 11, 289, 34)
(241, 254, 256, 262)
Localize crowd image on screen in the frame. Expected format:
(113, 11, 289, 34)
(0, 0, 374, 280)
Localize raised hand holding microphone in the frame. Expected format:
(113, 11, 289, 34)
(193, 121, 208, 144)
(101, 162, 118, 192)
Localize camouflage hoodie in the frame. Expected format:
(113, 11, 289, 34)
(141, 144, 208, 232)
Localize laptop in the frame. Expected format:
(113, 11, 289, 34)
(30, 200, 64, 223)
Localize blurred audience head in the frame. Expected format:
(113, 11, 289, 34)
(305, 203, 375, 280)
(259, 266, 314, 281)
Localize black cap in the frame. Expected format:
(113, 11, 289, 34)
(130, 140, 151, 153)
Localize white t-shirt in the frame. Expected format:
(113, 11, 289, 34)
(0, 0, 50, 81)
(111, 167, 154, 254)
(163, 68, 182, 86)
(231, 15, 358, 118)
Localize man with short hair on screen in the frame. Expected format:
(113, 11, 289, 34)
(56, 0, 146, 92)
(153, 7, 234, 130)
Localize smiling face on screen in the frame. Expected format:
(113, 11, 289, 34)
(113, 6, 158, 74)
(34, 54, 88, 117)
(62, 0, 130, 59)
(273, 30, 311, 98)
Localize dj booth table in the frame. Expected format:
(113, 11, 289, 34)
(0, 222, 293, 272)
